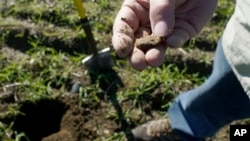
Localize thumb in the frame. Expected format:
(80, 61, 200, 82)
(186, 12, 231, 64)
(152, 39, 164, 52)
(150, 0, 175, 37)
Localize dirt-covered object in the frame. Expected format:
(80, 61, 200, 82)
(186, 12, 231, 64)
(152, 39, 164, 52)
(135, 35, 164, 52)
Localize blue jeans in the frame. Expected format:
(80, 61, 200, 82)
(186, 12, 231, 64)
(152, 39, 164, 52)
(168, 40, 250, 141)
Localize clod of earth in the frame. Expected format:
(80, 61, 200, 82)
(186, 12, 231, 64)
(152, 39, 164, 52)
(135, 35, 164, 52)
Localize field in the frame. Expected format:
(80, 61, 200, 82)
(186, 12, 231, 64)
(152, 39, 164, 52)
(0, 0, 245, 141)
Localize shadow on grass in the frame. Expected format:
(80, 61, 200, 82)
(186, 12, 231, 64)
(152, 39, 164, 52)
(2, 28, 89, 55)
(88, 67, 135, 140)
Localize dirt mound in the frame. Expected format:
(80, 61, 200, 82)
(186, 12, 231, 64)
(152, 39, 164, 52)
(7, 95, 123, 141)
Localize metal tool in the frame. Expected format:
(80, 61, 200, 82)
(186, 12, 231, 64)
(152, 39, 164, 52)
(74, 0, 112, 72)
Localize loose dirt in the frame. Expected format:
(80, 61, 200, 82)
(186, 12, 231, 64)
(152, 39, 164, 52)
(0, 88, 165, 141)
(135, 35, 163, 52)
(1, 89, 248, 141)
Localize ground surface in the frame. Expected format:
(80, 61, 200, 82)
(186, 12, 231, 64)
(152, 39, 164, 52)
(0, 0, 248, 141)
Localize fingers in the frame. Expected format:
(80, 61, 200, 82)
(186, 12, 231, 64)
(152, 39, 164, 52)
(130, 26, 166, 70)
(129, 43, 167, 70)
(112, 33, 134, 58)
(166, 0, 218, 48)
(113, 0, 179, 70)
(166, 28, 189, 48)
(166, 18, 196, 48)
(129, 0, 175, 71)
(129, 48, 147, 71)
(112, 0, 149, 58)
(145, 45, 167, 67)
(150, 0, 175, 37)
(129, 45, 167, 70)
(112, 5, 138, 58)
(175, 0, 217, 33)
(135, 27, 151, 38)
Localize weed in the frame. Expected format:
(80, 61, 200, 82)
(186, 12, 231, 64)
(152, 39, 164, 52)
(14, 132, 30, 141)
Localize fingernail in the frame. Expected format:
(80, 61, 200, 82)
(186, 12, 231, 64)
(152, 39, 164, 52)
(153, 21, 169, 37)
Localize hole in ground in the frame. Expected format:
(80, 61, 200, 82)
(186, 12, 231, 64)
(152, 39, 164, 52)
(12, 98, 68, 141)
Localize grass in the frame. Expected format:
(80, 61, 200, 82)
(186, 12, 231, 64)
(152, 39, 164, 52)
(0, 0, 235, 140)
(117, 64, 205, 108)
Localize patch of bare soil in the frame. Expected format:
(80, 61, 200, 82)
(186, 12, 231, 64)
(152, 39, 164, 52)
(0, 85, 167, 141)
(0, 94, 120, 141)
(0, 17, 88, 54)
(1, 88, 249, 141)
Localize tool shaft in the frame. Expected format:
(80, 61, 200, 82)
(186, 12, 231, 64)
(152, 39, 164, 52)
(74, 0, 98, 55)
(81, 18, 98, 55)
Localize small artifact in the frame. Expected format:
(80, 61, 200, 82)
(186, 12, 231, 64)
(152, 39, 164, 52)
(135, 35, 165, 52)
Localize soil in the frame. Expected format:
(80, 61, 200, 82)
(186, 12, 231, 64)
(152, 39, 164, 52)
(1, 85, 249, 141)
(0, 43, 244, 141)
(135, 35, 163, 52)
(0, 83, 163, 141)
(0, 1, 248, 141)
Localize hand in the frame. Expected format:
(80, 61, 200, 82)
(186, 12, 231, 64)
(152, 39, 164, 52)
(112, 0, 217, 71)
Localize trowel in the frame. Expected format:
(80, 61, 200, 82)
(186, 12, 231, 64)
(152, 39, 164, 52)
(73, 0, 112, 72)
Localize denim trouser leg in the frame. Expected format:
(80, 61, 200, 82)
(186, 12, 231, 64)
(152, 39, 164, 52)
(168, 40, 250, 141)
